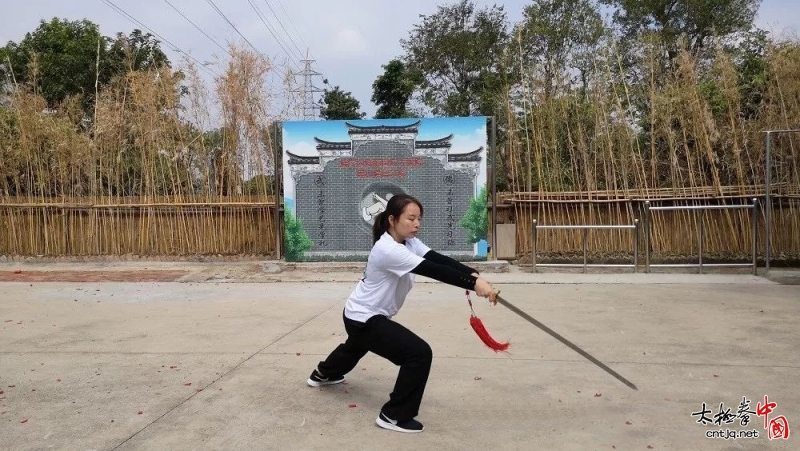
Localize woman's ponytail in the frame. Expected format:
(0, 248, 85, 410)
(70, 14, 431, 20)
(372, 211, 388, 244)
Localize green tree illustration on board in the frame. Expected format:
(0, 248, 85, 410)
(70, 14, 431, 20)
(284, 208, 313, 261)
(459, 185, 488, 243)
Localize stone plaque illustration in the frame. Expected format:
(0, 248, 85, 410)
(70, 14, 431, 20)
(282, 117, 488, 261)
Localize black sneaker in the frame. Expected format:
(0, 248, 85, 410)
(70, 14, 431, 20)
(375, 411, 424, 433)
(306, 369, 345, 387)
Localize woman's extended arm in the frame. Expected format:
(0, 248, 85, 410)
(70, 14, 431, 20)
(421, 250, 478, 276)
(410, 259, 476, 290)
(410, 259, 496, 299)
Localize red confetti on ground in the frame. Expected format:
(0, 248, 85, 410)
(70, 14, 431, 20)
(195, 389, 202, 392)
(296, 353, 301, 356)
(138, 411, 143, 415)
(13, 270, 22, 274)
(348, 403, 357, 408)
(184, 383, 192, 386)
(20, 418, 28, 423)
(625, 421, 632, 425)
(169, 366, 177, 369)
(0, 390, 3, 395)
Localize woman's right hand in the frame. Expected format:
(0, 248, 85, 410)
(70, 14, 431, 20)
(474, 277, 496, 299)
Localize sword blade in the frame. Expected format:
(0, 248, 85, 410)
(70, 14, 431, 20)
(496, 295, 638, 391)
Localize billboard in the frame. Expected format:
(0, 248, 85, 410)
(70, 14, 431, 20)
(282, 117, 488, 261)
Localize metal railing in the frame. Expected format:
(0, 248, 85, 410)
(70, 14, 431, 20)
(644, 199, 759, 275)
(531, 219, 640, 273)
(763, 129, 800, 272)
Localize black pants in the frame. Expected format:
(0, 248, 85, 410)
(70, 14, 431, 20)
(317, 312, 433, 422)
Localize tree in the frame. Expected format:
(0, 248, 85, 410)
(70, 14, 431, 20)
(105, 29, 170, 77)
(514, 0, 605, 96)
(459, 185, 488, 244)
(243, 174, 274, 195)
(0, 18, 105, 108)
(371, 59, 416, 119)
(284, 208, 313, 261)
(601, 0, 762, 57)
(0, 19, 171, 112)
(727, 28, 770, 119)
(318, 86, 366, 120)
(401, 0, 512, 117)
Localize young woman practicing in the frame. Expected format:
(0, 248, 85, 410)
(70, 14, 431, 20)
(306, 193, 498, 433)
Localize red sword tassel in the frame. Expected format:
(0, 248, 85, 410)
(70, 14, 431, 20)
(466, 290, 510, 352)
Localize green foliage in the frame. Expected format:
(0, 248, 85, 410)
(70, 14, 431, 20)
(728, 28, 770, 119)
(514, 0, 605, 95)
(459, 185, 488, 243)
(401, 0, 512, 117)
(0, 18, 171, 112)
(243, 174, 274, 195)
(371, 59, 416, 119)
(697, 78, 727, 118)
(106, 29, 170, 75)
(601, 0, 761, 56)
(318, 85, 366, 120)
(284, 208, 313, 261)
(1, 18, 105, 109)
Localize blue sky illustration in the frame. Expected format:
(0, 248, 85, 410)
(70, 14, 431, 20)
(283, 117, 488, 156)
(282, 117, 489, 205)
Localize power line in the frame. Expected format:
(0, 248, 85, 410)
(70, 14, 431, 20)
(259, 0, 306, 59)
(291, 55, 324, 120)
(273, 0, 312, 58)
(258, 0, 327, 117)
(204, 0, 268, 62)
(163, 0, 232, 58)
(100, 0, 220, 77)
(246, 0, 300, 69)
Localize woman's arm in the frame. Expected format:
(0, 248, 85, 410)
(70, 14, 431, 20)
(422, 250, 479, 275)
(410, 259, 477, 290)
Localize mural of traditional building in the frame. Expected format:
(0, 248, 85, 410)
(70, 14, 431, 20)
(284, 119, 485, 260)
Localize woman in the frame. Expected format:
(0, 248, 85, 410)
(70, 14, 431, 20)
(306, 193, 498, 433)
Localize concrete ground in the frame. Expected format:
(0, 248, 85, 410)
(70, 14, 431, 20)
(0, 261, 798, 450)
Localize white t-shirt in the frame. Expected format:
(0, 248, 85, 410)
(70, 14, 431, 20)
(344, 232, 431, 322)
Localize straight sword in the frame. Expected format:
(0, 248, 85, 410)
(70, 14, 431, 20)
(495, 295, 638, 391)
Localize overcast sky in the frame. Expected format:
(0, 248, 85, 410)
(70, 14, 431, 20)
(2, 0, 798, 119)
